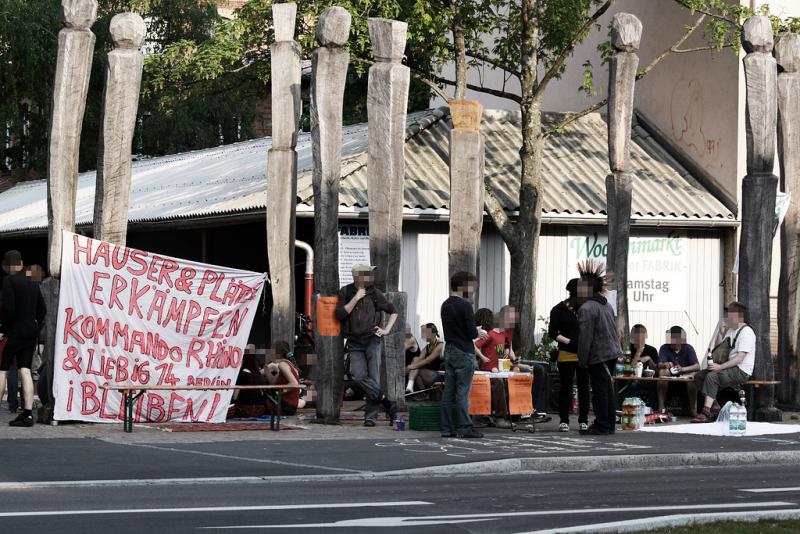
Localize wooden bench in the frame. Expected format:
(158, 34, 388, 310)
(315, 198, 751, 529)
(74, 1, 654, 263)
(738, 380, 781, 420)
(103, 384, 306, 433)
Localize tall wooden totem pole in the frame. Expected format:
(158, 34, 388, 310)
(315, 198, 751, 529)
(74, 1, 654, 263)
(738, 16, 781, 421)
(311, 6, 352, 423)
(93, 12, 146, 246)
(367, 18, 409, 409)
(605, 12, 642, 348)
(42, 0, 98, 421)
(776, 32, 800, 407)
(266, 3, 302, 347)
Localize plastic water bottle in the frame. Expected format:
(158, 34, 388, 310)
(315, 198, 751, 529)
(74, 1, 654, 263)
(729, 403, 746, 436)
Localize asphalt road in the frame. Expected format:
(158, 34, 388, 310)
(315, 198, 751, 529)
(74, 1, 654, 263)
(3, 462, 800, 532)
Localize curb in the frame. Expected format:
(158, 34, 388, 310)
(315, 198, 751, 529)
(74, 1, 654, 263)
(519, 508, 800, 533)
(7, 450, 800, 489)
(381, 449, 800, 477)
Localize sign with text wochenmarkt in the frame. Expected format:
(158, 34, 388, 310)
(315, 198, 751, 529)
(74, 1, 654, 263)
(566, 230, 688, 312)
(53, 232, 266, 423)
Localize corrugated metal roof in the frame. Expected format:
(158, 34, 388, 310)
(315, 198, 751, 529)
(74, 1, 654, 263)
(0, 107, 733, 236)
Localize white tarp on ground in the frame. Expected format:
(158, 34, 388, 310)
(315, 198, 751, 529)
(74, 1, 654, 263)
(639, 422, 800, 437)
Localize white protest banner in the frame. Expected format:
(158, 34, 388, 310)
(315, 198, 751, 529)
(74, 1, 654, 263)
(567, 230, 688, 312)
(53, 232, 266, 423)
(338, 224, 370, 286)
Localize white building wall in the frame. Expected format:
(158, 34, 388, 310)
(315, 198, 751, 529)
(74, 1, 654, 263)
(401, 226, 723, 354)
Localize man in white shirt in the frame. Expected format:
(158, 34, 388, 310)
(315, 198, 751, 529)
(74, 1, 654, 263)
(691, 302, 755, 423)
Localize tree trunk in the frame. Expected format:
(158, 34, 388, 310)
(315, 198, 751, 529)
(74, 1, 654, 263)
(505, 0, 543, 358)
(450, 0, 467, 99)
(382, 292, 407, 412)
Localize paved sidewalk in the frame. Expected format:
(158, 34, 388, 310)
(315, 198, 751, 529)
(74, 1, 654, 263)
(2, 409, 800, 485)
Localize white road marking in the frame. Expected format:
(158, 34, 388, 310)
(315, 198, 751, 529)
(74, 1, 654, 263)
(518, 508, 800, 533)
(0, 501, 431, 518)
(741, 486, 800, 493)
(118, 442, 365, 473)
(201, 501, 796, 529)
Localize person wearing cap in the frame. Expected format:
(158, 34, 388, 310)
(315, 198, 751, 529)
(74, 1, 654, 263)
(657, 326, 700, 417)
(335, 264, 399, 427)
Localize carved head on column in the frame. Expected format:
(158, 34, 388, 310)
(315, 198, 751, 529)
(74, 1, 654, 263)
(60, 0, 98, 30)
(775, 33, 800, 73)
(316, 6, 352, 47)
(368, 18, 407, 63)
(273, 2, 298, 42)
(611, 13, 642, 53)
(110, 13, 146, 50)
(742, 15, 774, 54)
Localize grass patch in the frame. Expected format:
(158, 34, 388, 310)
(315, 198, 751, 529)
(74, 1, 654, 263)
(639, 519, 800, 533)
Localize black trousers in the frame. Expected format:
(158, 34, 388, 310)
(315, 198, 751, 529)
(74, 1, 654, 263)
(588, 359, 617, 432)
(558, 361, 590, 425)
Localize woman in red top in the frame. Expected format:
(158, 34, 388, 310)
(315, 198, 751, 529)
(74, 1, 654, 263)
(263, 341, 306, 415)
(475, 309, 514, 371)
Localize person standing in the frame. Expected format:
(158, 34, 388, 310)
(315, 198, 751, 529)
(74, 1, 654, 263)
(335, 264, 399, 427)
(576, 261, 621, 435)
(0, 251, 46, 427)
(549, 278, 590, 433)
(440, 271, 487, 439)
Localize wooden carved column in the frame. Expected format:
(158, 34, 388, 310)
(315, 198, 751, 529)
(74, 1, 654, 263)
(266, 3, 301, 347)
(311, 6, 351, 423)
(738, 16, 781, 421)
(605, 12, 642, 349)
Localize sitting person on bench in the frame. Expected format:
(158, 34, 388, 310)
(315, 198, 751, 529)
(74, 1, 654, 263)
(406, 323, 443, 393)
(657, 326, 700, 417)
(692, 302, 755, 423)
(228, 349, 268, 419)
(263, 341, 306, 416)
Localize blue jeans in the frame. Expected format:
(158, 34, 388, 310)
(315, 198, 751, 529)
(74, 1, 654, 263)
(440, 344, 476, 434)
(347, 337, 383, 423)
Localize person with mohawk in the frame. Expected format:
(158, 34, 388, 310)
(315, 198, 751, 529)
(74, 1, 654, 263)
(576, 260, 622, 435)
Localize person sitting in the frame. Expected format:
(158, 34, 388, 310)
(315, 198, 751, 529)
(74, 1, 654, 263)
(263, 341, 306, 416)
(627, 324, 660, 408)
(473, 308, 496, 369)
(405, 324, 421, 369)
(228, 349, 267, 419)
(657, 326, 700, 416)
(406, 323, 443, 393)
(692, 302, 755, 423)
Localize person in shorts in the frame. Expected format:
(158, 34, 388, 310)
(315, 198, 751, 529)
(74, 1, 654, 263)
(0, 251, 47, 427)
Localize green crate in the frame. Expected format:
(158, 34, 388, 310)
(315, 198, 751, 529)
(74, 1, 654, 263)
(409, 403, 441, 431)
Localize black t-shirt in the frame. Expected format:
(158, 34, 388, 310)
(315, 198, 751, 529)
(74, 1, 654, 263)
(548, 301, 579, 353)
(441, 296, 478, 354)
(630, 344, 659, 367)
(235, 370, 265, 406)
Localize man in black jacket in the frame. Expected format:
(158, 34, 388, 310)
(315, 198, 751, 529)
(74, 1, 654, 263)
(576, 261, 622, 435)
(336, 264, 398, 427)
(0, 251, 46, 427)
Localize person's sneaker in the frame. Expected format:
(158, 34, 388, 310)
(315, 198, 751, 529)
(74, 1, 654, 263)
(558, 423, 570, 432)
(579, 423, 589, 433)
(580, 423, 611, 435)
(363, 419, 376, 427)
(440, 431, 457, 438)
(9, 414, 33, 427)
(494, 418, 512, 429)
(457, 429, 483, 439)
(533, 412, 552, 423)
(691, 407, 713, 423)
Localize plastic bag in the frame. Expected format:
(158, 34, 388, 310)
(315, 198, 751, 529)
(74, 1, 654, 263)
(715, 401, 735, 436)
